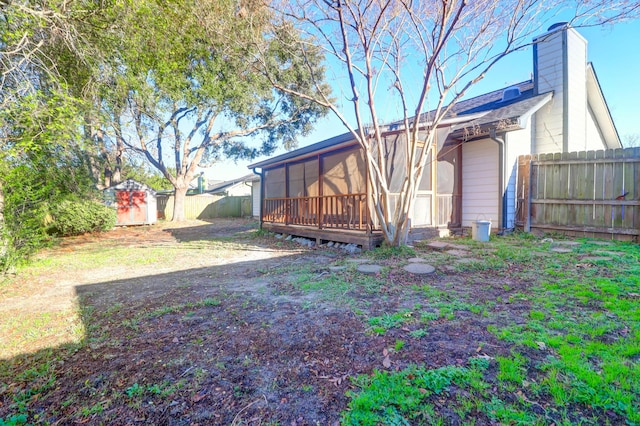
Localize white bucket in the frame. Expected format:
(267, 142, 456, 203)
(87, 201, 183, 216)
(472, 220, 492, 242)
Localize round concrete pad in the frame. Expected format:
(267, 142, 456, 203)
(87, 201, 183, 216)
(550, 247, 573, 253)
(357, 264, 383, 274)
(408, 257, 427, 263)
(554, 241, 581, 246)
(329, 266, 347, 271)
(403, 263, 436, 274)
(346, 258, 370, 264)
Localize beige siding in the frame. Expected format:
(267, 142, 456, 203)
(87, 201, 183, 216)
(252, 181, 260, 218)
(462, 139, 499, 227)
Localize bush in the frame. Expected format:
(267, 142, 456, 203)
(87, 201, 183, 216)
(48, 198, 116, 236)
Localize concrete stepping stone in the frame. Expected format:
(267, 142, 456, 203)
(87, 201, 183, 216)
(446, 249, 471, 257)
(553, 241, 581, 246)
(357, 264, 383, 274)
(447, 243, 469, 250)
(403, 263, 436, 275)
(426, 241, 449, 250)
(550, 247, 573, 253)
(455, 258, 477, 263)
(408, 257, 427, 263)
(590, 241, 613, 246)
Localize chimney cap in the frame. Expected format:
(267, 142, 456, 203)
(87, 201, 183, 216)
(547, 22, 569, 32)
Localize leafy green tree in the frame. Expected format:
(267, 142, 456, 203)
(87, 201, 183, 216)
(0, 1, 104, 270)
(99, 0, 329, 221)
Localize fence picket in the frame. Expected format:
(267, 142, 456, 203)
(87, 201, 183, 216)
(518, 147, 640, 239)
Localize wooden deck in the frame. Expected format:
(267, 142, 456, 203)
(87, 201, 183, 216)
(262, 223, 385, 250)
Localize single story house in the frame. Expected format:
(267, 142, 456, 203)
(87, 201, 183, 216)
(248, 23, 621, 248)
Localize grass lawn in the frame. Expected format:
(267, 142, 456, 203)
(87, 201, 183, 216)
(0, 220, 638, 425)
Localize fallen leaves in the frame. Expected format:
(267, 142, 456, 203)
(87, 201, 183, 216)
(382, 348, 391, 368)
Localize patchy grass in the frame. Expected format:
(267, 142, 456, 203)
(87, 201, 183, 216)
(0, 222, 638, 425)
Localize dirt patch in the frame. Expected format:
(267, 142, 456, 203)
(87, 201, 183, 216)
(1, 221, 630, 424)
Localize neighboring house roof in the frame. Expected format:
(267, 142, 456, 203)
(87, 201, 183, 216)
(207, 173, 258, 194)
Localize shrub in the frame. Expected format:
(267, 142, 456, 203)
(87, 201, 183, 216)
(48, 198, 116, 236)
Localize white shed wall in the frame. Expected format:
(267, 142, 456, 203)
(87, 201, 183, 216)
(462, 139, 499, 227)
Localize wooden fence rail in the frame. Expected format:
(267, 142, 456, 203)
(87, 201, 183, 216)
(516, 148, 640, 239)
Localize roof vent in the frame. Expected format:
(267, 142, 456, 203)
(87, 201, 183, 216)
(501, 86, 521, 102)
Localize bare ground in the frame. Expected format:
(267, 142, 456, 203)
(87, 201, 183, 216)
(1, 219, 620, 425)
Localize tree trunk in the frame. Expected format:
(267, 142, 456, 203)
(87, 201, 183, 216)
(112, 135, 124, 185)
(0, 180, 8, 268)
(172, 185, 189, 222)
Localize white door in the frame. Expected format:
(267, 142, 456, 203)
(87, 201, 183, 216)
(462, 139, 499, 227)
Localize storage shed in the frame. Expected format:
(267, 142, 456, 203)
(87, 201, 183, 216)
(104, 179, 157, 226)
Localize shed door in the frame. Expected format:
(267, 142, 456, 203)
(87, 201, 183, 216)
(131, 191, 147, 223)
(116, 190, 147, 224)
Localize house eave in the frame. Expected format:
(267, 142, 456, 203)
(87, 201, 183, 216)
(586, 63, 621, 149)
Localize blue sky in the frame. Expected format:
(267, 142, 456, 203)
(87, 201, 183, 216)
(208, 19, 640, 182)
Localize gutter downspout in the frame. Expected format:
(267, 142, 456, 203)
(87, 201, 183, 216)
(490, 129, 507, 233)
(252, 167, 264, 229)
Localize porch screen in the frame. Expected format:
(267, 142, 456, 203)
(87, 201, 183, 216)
(417, 147, 432, 191)
(378, 134, 432, 192)
(288, 159, 319, 197)
(322, 148, 365, 195)
(264, 166, 285, 198)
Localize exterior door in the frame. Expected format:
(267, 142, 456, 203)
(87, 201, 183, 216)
(131, 191, 147, 223)
(116, 190, 147, 224)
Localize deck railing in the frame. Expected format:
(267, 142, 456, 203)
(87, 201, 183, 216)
(263, 193, 369, 230)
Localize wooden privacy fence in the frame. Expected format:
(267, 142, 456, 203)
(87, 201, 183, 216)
(516, 148, 640, 239)
(158, 194, 251, 221)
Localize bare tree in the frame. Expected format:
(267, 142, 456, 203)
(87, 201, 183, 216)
(260, 0, 639, 245)
(623, 133, 640, 148)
